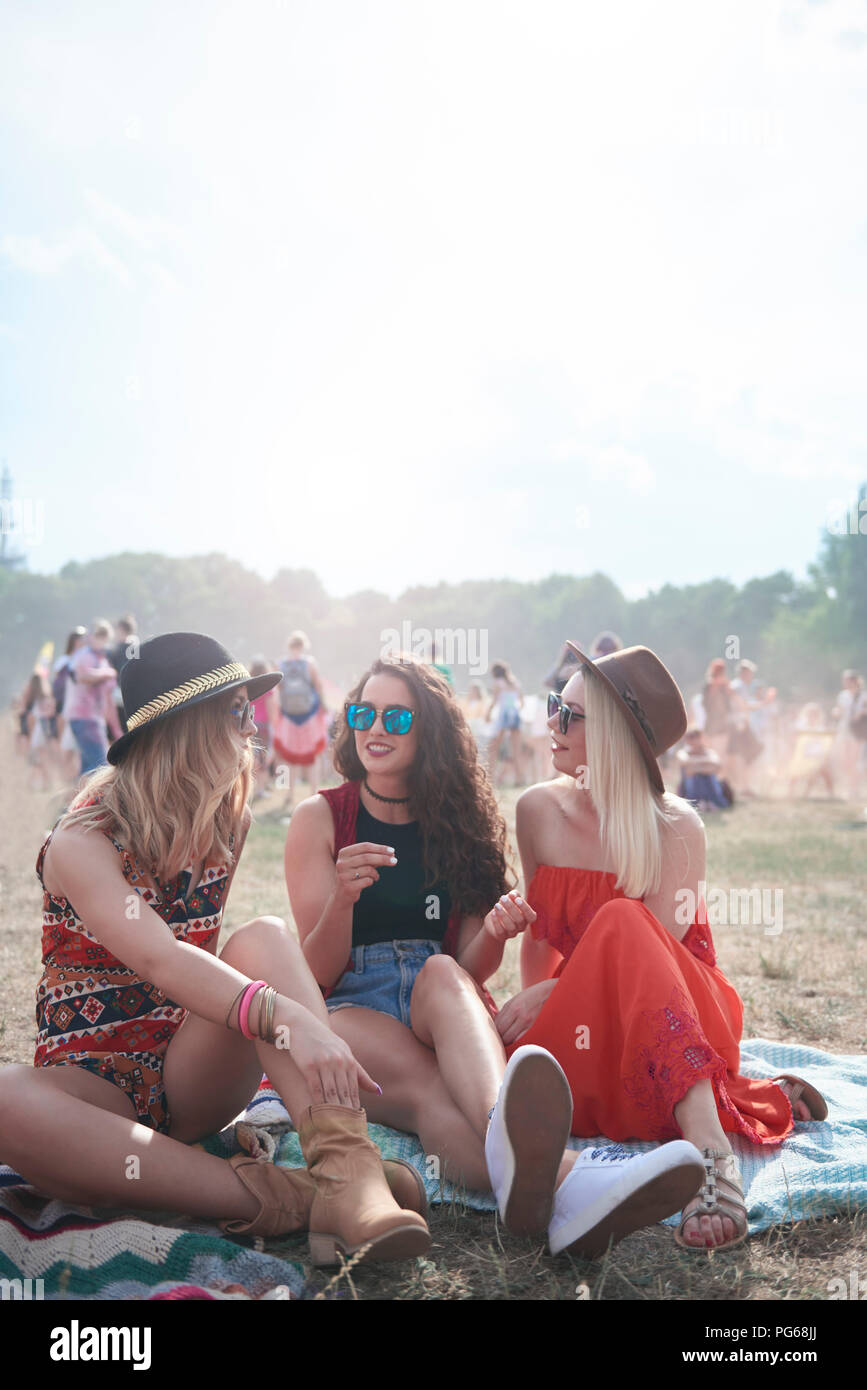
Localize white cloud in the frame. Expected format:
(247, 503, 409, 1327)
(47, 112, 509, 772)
(0, 229, 131, 283)
(590, 447, 656, 496)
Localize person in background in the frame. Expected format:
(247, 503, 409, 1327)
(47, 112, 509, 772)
(66, 621, 123, 778)
(248, 655, 281, 799)
(486, 660, 525, 787)
(109, 616, 138, 735)
(273, 631, 331, 812)
(544, 631, 623, 695)
(728, 660, 775, 798)
(701, 659, 733, 775)
(26, 672, 60, 792)
(461, 680, 490, 760)
(52, 628, 88, 782)
(788, 704, 835, 799)
(676, 727, 732, 811)
(832, 670, 865, 802)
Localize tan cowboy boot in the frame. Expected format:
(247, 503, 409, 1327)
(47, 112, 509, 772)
(297, 1104, 431, 1265)
(221, 1151, 428, 1238)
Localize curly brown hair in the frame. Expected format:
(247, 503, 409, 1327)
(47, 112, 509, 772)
(333, 656, 514, 915)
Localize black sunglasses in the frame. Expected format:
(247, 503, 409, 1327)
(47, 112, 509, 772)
(230, 698, 255, 730)
(547, 691, 586, 735)
(346, 702, 416, 735)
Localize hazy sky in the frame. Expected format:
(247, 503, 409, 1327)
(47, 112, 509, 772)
(2, 0, 865, 599)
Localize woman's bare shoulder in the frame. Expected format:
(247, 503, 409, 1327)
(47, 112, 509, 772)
(284, 792, 336, 850)
(42, 823, 120, 895)
(517, 778, 568, 811)
(663, 793, 705, 832)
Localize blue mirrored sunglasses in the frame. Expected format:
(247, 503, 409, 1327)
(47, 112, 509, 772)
(346, 702, 416, 735)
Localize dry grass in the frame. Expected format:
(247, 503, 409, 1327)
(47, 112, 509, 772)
(2, 735, 866, 1300)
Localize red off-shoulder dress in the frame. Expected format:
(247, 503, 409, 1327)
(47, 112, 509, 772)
(507, 865, 793, 1145)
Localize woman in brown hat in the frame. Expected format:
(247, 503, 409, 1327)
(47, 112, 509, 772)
(0, 632, 431, 1267)
(495, 642, 827, 1253)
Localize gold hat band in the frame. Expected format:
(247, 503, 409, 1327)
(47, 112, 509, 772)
(125, 661, 251, 732)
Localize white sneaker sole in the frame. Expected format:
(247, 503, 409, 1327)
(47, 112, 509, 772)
(497, 1049, 573, 1236)
(550, 1143, 705, 1259)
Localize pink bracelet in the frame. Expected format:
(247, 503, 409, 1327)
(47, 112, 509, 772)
(238, 980, 267, 1040)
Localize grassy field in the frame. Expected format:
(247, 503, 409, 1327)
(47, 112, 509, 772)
(2, 737, 866, 1301)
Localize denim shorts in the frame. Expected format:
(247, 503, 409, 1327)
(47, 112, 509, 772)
(326, 940, 442, 1028)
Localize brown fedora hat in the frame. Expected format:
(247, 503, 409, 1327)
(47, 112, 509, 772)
(564, 641, 687, 793)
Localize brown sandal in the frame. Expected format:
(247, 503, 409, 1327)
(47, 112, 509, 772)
(773, 1074, 828, 1121)
(674, 1148, 748, 1252)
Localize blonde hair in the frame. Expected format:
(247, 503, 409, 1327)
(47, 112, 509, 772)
(60, 692, 253, 880)
(583, 667, 687, 899)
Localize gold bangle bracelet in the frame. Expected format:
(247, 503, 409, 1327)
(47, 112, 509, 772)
(260, 986, 277, 1044)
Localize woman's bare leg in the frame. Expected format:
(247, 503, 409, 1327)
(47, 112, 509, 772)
(329, 1006, 490, 1190)
(411, 956, 577, 1190)
(0, 1065, 259, 1222)
(0, 916, 349, 1219)
(669, 1075, 807, 1247)
(163, 915, 332, 1139)
(409, 955, 505, 1136)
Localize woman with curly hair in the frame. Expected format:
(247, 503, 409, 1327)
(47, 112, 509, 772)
(284, 655, 707, 1258)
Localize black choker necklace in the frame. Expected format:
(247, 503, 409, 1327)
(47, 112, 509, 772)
(364, 781, 410, 805)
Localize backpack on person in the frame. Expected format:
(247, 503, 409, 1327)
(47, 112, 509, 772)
(279, 658, 319, 718)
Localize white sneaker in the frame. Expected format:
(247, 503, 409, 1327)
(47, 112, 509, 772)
(548, 1140, 705, 1258)
(485, 1045, 573, 1235)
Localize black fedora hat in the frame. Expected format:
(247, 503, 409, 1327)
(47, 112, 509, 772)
(107, 632, 282, 765)
(564, 641, 687, 794)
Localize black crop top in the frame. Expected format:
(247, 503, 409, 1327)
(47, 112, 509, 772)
(352, 801, 452, 947)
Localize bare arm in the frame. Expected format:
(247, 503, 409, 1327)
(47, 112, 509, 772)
(516, 787, 563, 986)
(44, 827, 315, 1036)
(76, 661, 117, 686)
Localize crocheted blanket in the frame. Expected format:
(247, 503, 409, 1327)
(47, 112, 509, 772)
(1, 1040, 863, 1299)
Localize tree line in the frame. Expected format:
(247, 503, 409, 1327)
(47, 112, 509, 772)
(1, 484, 864, 707)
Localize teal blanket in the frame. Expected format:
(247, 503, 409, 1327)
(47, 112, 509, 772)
(245, 1039, 867, 1234)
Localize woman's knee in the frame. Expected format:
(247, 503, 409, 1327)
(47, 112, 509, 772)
(414, 952, 470, 996)
(220, 915, 297, 966)
(586, 897, 653, 941)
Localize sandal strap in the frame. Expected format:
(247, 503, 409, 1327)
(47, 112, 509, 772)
(772, 1073, 828, 1121)
(680, 1148, 747, 1236)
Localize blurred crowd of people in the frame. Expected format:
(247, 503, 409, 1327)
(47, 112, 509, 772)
(11, 617, 867, 812)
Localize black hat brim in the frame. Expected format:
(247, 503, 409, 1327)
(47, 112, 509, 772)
(107, 670, 282, 765)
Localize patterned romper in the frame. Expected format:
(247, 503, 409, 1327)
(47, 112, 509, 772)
(34, 826, 232, 1134)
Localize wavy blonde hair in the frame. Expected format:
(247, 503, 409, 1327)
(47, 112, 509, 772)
(60, 691, 253, 880)
(583, 666, 688, 899)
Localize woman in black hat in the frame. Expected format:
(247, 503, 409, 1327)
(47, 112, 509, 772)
(496, 642, 828, 1254)
(0, 633, 430, 1267)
